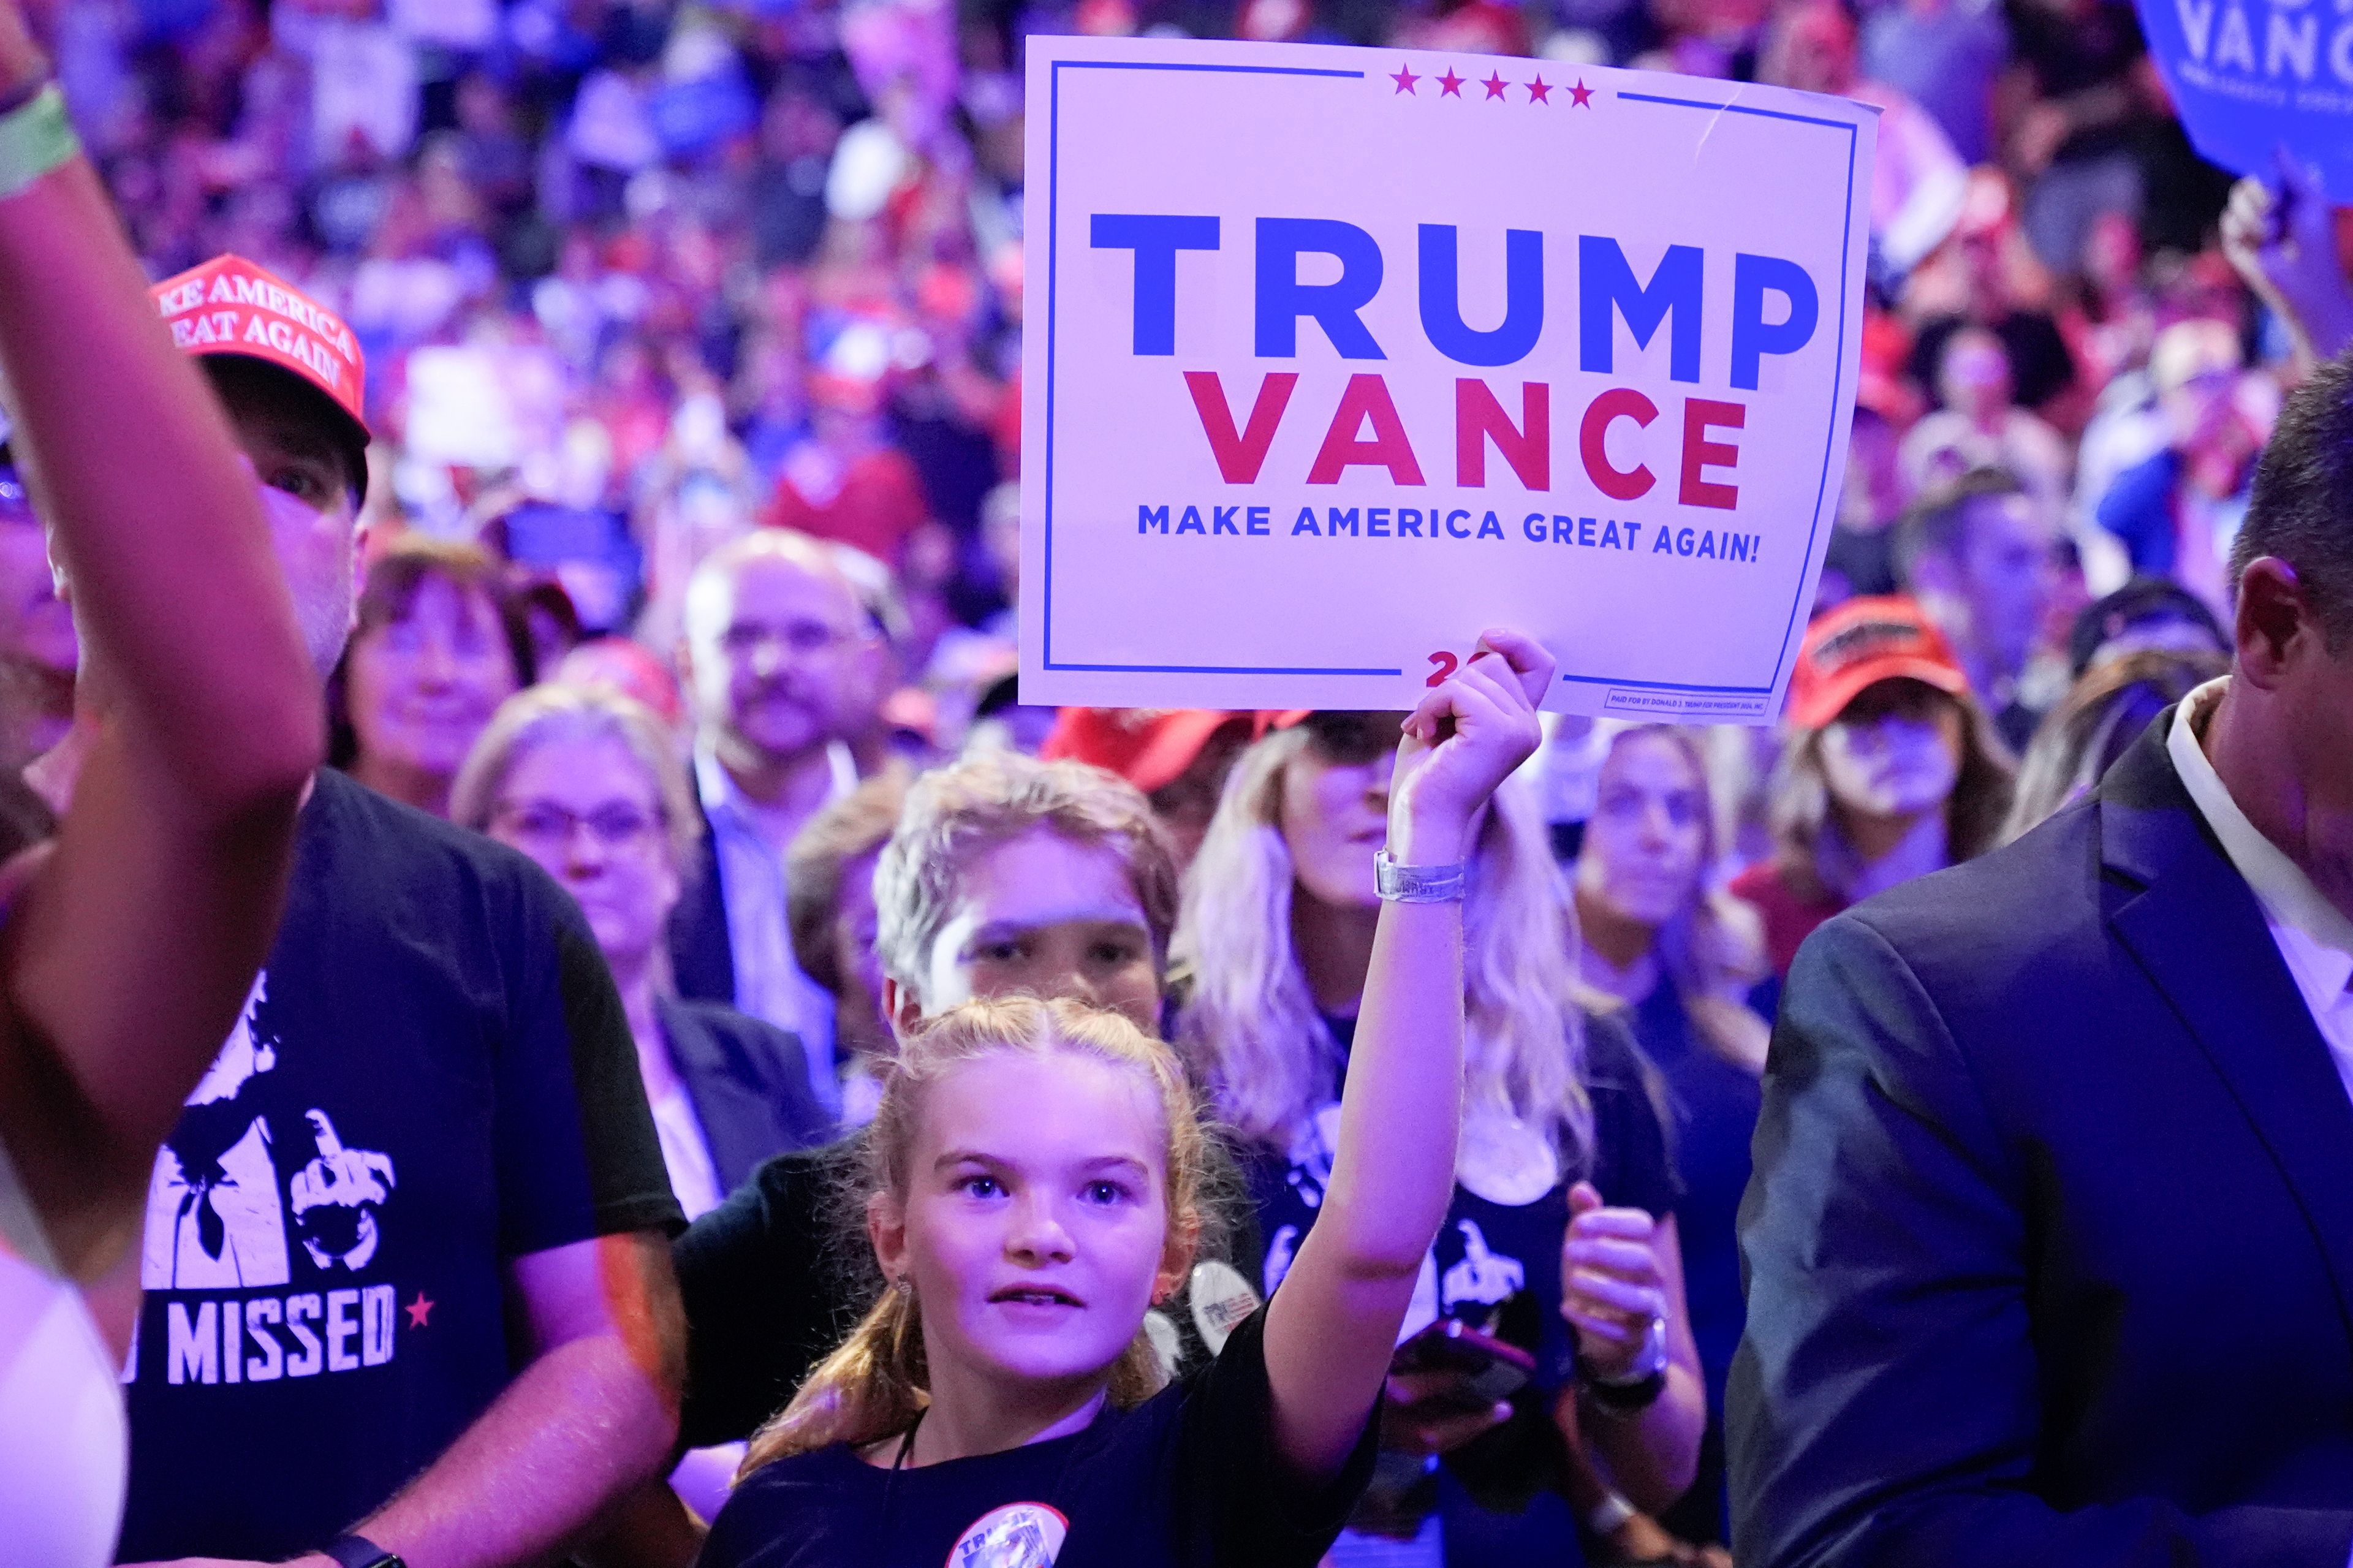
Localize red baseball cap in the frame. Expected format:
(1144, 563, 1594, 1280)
(1043, 709, 1259, 795)
(1787, 595, 1972, 730)
(151, 255, 370, 485)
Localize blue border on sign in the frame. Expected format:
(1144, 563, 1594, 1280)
(1041, 62, 1859, 694)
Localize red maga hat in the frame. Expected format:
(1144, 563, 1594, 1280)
(1786, 595, 1972, 730)
(151, 255, 370, 474)
(1043, 708, 1264, 795)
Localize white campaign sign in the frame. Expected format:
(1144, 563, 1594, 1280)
(1018, 36, 1876, 721)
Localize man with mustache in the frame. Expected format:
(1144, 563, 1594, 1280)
(670, 530, 889, 1123)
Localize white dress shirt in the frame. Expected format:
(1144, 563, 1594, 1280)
(2167, 678, 2353, 1111)
(694, 744, 858, 1116)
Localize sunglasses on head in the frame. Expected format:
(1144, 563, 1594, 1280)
(1302, 711, 1407, 768)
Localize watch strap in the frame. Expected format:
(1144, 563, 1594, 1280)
(322, 1532, 405, 1568)
(1583, 1363, 1667, 1414)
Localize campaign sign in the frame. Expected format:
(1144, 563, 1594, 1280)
(1018, 36, 1875, 721)
(2137, 0, 2353, 199)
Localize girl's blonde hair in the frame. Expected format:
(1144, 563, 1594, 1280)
(1174, 727, 1595, 1173)
(740, 996, 1208, 1472)
(1586, 725, 1770, 1075)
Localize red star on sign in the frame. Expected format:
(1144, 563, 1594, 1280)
(1569, 78, 1594, 107)
(1436, 67, 1466, 96)
(406, 1292, 434, 1329)
(1481, 71, 1509, 99)
(1526, 76, 1552, 103)
(1390, 64, 1419, 93)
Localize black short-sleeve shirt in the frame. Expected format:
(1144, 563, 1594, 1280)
(676, 1132, 877, 1450)
(115, 770, 681, 1562)
(676, 1131, 1265, 1450)
(697, 1303, 1377, 1568)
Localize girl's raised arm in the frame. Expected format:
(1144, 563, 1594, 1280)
(1260, 629, 1553, 1479)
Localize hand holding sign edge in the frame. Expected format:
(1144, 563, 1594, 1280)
(1386, 628, 1551, 866)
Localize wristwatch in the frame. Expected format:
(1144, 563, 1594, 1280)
(1583, 1312, 1669, 1415)
(322, 1534, 407, 1568)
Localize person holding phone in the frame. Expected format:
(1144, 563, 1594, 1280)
(1176, 706, 1707, 1564)
(695, 632, 1551, 1568)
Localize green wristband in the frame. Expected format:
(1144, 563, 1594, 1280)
(0, 85, 78, 203)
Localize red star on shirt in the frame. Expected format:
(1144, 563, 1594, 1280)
(1390, 64, 1419, 93)
(1481, 70, 1509, 99)
(1526, 76, 1552, 103)
(406, 1292, 434, 1329)
(1569, 78, 1595, 107)
(1436, 68, 1466, 97)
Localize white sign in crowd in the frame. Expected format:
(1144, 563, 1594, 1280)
(1019, 34, 1877, 721)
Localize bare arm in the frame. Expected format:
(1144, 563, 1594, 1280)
(1262, 632, 1552, 1481)
(0, 7, 320, 1276)
(316, 1232, 686, 1568)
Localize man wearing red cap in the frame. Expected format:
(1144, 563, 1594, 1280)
(1732, 362, 2353, 1560)
(87, 257, 687, 1568)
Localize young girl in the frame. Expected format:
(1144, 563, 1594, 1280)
(695, 632, 1552, 1568)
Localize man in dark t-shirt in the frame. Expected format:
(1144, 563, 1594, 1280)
(86, 257, 686, 1567)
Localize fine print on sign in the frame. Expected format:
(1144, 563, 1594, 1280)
(1018, 35, 1876, 722)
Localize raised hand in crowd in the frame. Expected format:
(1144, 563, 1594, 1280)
(0, 5, 320, 1562)
(0, 0, 317, 1296)
(2221, 150, 2353, 371)
(1258, 629, 1553, 1487)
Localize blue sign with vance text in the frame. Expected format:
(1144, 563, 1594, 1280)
(2137, 0, 2353, 199)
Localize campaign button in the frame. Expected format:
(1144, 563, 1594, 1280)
(947, 1502, 1069, 1568)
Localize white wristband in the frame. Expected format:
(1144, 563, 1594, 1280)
(1583, 1490, 1637, 1537)
(1373, 847, 1467, 902)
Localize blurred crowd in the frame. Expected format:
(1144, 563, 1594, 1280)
(0, 0, 2330, 1561)
(0, 0, 2281, 772)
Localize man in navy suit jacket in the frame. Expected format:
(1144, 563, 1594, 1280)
(1731, 353, 2353, 1566)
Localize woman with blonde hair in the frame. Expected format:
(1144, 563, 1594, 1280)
(1574, 724, 1771, 1554)
(697, 634, 1552, 1568)
(1178, 708, 1707, 1564)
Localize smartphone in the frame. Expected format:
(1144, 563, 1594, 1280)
(1389, 1318, 1536, 1415)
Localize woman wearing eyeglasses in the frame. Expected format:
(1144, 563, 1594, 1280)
(453, 682, 833, 1220)
(454, 681, 833, 1531)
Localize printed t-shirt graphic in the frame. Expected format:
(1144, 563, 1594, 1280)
(142, 973, 400, 1290)
(115, 771, 680, 1564)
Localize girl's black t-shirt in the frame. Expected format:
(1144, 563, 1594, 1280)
(698, 1303, 1376, 1568)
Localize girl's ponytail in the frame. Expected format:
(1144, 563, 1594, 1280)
(741, 1282, 929, 1473)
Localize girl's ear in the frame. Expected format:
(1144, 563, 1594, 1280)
(1155, 1213, 1200, 1305)
(870, 1191, 911, 1287)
